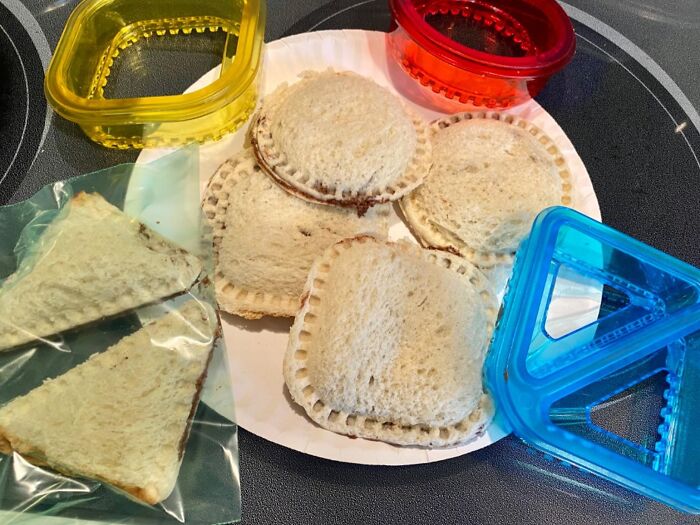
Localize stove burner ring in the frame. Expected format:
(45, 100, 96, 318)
(0, 0, 48, 204)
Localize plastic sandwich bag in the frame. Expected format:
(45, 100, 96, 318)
(0, 146, 241, 525)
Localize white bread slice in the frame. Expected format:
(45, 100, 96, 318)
(284, 237, 498, 447)
(0, 299, 215, 505)
(202, 149, 390, 319)
(0, 193, 202, 351)
(401, 112, 571, 267)
(251, 70, 432, 214)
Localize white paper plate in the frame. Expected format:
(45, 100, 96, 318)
(136, 29, 601, 465)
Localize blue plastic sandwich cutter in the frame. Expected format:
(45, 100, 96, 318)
(485, 206, 700, 514)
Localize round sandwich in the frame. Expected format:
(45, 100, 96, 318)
(401, 112, 572, 266)
(284, 236, 497, 447)
(251, 69, 432, 215)
(202, 149, 391, 319)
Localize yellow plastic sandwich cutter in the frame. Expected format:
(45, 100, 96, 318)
(45, 0, 266, 149)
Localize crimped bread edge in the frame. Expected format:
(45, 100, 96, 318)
(251, 70, 432, 212)
(401, 111, 571, 268)
(283, 236, 497, 448)
(202, 151, 301, 319)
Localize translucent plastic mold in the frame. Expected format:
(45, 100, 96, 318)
(45, 0, 266, 149)
(485, 206, 700, 513)
(387, 0, 575, 108)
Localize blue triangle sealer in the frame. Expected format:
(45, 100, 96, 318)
(485, 206, 700, 514)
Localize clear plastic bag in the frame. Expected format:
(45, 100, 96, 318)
(0, 147, 241, 524)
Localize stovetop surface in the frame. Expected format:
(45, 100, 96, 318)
(1, 1, 699, 524)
